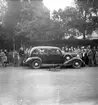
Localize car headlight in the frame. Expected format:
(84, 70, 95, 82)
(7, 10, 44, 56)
(77, 54, 80, 57)
(66, 56, 70, 60)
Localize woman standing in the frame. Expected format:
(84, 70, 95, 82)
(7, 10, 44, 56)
(0, 50, 7, 67)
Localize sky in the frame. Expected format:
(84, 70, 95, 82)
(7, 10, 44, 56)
(43, 0, 75, 12)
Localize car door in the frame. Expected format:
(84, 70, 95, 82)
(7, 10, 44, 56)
(38, 48, 50, 64)
(48, 48, 64, 64)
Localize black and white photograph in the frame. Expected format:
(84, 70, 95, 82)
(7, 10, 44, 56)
(0, 0, 98, 105)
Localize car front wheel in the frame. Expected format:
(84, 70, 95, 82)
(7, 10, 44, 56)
(31, 60, 41, 69)
(72, 60, 82, 69)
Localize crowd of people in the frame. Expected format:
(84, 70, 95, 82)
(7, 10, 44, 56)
(62, 45, 98, 67)
(0, 46, 30, 67)
(0, 45, 98, 67)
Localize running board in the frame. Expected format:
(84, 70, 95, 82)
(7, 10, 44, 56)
(42, 64, 63, 67)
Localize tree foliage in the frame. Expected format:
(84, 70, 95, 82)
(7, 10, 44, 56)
(15, 1, 54, 40)
(75, 0, 98, 38)
(52, 7, 84, 38)
(1, 0, 98, 46)
(0, 0, 7, 22)
(0, 0, 7, 38)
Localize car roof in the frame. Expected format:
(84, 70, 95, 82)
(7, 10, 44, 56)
(30, 46, 61, 54)
(33, 46, 60, 49)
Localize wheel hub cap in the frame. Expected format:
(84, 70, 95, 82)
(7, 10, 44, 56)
(34, 63, 39, 66)
(75, 62, 79, 66)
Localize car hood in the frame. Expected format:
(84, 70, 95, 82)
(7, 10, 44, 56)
(64, 52, 78, 56)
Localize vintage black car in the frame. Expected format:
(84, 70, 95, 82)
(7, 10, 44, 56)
(23, 46, 85, 69)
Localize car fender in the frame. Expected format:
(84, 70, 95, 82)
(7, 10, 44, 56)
(64, 54, 72, 60)
(64, 54, 72, 57)
(24, 57, 42, 64)
(64, 57, 85, 66)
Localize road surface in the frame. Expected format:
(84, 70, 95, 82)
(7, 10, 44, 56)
(0, 67, 98, 105)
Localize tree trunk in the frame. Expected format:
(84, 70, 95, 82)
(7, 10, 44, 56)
(83, 31, 86, 39)
(83, 2, 88, 39)
(13, 37, 15, 51)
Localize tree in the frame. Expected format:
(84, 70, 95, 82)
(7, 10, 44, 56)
(0, 0, 8, 43)
(52, 7, 84, 39)
(15, 1, 52, 41)
(0, 0, 7, 23)
(75, 0, 98, 39)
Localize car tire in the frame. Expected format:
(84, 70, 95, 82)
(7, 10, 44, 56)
(72, 60, 82, 69)
(31, 60, 41, 69)
(65, 55, 72, 60)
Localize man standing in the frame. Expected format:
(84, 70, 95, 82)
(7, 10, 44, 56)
(87, 47, 94, 67)
(92, 47, 96, 66)
(13, 50, 19, 67)
(19, 47, 25, 66)
(95, 48, 98, 65)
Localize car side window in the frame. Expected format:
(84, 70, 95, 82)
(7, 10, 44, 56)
(39, 48, 49, 55)
(49, 49, 61, 55)
(31, 49, 39, 56)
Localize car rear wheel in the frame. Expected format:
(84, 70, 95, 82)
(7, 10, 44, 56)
(31, 60, 41, 69)
(72, 60, 82, 69)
